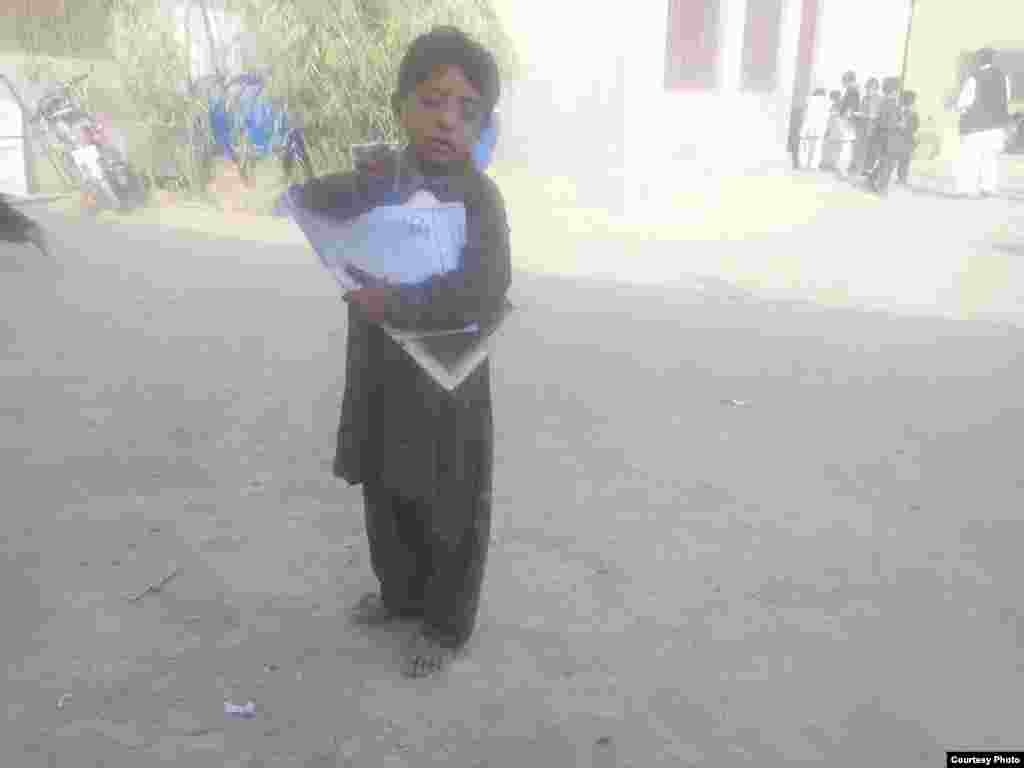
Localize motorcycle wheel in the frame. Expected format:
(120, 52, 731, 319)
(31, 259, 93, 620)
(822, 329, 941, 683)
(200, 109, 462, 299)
(97, 145, 148, 212)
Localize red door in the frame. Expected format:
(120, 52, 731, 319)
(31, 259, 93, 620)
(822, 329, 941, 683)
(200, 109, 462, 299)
(792, 0, 820, 104)
(664, 0, 723, 91)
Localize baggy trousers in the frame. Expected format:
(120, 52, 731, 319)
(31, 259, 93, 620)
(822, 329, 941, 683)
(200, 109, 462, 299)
(361, 480, 491, 649)
(956, 128, 1005, 196)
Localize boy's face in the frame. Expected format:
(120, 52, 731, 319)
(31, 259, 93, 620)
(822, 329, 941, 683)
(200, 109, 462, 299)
(866, 82, 878, 94)
(397, 65, 485, 173)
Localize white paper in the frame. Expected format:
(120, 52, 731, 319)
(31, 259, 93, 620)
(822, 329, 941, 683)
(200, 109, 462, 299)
(321, 201, 467, 285)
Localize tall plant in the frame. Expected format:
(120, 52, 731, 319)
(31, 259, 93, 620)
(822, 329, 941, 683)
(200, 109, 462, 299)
(108, 0, 213, 191)
(226, 0, 518, 173)
(61, 0, 515, 194)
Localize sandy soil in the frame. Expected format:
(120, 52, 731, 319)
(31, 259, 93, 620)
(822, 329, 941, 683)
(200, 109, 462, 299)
(2, 202, 1023, 767)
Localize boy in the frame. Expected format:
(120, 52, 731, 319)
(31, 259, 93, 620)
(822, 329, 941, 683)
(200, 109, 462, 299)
(869, 77, 907, 196)
(289, 27, 509, 678)
(798, 88, 831, 171)
(856, 77, 883, 175)
(820, 90, 843, 170)
(895, 90, 920, 185)
(0, 194, 49, 257)
(835, 71, 861, 178)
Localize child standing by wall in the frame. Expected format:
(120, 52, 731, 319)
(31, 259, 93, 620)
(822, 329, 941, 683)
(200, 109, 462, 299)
(835, 71, 862, 179)
(855, 77, 883, 176)
(895, 89, 921, 185)
(821, 90, 843, 170)
(799, 88, 831, 170)
(869, 77, 907, 196)
(288, 27, 510, 678)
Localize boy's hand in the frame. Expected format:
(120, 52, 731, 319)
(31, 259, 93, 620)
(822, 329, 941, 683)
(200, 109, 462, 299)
(344, 264, 388, 289)
(345, 286, 395, 322)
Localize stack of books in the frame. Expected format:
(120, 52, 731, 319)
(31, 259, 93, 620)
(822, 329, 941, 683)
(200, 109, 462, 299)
(281, 169, 515, 392)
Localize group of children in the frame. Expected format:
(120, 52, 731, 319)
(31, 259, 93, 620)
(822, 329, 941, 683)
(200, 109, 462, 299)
(790, 70, 921, 197)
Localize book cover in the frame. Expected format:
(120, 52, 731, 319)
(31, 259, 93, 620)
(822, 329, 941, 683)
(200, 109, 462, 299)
(382, 299, 516, 392)
(278, 179, 514, 391)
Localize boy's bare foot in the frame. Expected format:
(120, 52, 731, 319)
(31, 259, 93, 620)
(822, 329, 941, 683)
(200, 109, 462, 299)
(349, 593, 400, 626)
(401, 632, 456, 678)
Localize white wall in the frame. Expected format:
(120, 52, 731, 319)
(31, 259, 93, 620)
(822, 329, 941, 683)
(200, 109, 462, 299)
(492, 0, 808, 210)
(812, 0, 913, 91)
(489, 0, 627, 201)
(622, 0, 805, 205)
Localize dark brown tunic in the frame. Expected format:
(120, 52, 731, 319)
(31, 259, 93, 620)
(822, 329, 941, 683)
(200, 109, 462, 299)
(290, 157, 510, 645)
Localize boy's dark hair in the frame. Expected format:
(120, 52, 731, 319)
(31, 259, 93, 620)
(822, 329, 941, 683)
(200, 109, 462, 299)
(393, 26, 501, 118)
(812, 88, 826, 96)
(976, 47, 996, 67)
(829, 90, 841, 101)
(842, 71, 856, 85)
(866, 77, 879, 89)
(900, 89, 917, 106)
(882, 76, 901, 94)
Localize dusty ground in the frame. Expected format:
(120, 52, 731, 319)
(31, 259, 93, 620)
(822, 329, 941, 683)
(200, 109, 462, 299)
(2, 186, 1023, 767)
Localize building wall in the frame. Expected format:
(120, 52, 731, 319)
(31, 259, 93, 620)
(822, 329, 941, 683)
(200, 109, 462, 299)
(492, 0, 809, 212)
(903, 0, 1024, 177)
(810, 0, 912, 93)
(488, 1, 627, 206)
(624, 0, 804, 176)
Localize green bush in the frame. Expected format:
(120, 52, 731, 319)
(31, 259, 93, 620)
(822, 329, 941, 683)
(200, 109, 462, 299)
(109, 0, 517, 190)
(13, 0, 517, 196)
(109, 0, 214, 192)
(226, 0, 518, 174)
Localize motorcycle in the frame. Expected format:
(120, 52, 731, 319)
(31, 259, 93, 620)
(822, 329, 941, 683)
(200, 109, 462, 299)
(29, 73, 147, 213)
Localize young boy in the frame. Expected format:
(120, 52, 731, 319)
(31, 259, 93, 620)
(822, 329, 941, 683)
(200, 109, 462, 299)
(289, 27, 509, 678)
(869, 77, 907, 196)
(856, 77, 883, 175)
(0, 195, 49, 257)
(895, 90, 920, 185)
(798, 88, 831, 170)
(820, 90, 843, 170)
(835, 71, 861, 178)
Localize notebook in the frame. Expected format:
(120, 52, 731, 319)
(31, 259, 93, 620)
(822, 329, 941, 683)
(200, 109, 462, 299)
(320, 201, 467, 285)
(281, 179, 514, 391)
(380, 299, 517, 392)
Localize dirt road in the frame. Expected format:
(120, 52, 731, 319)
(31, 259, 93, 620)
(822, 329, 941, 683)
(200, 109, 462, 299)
(2, 208, 1022, 766)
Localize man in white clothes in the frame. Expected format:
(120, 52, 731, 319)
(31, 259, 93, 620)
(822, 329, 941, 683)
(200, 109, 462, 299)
(955, 48, 1012, 199)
